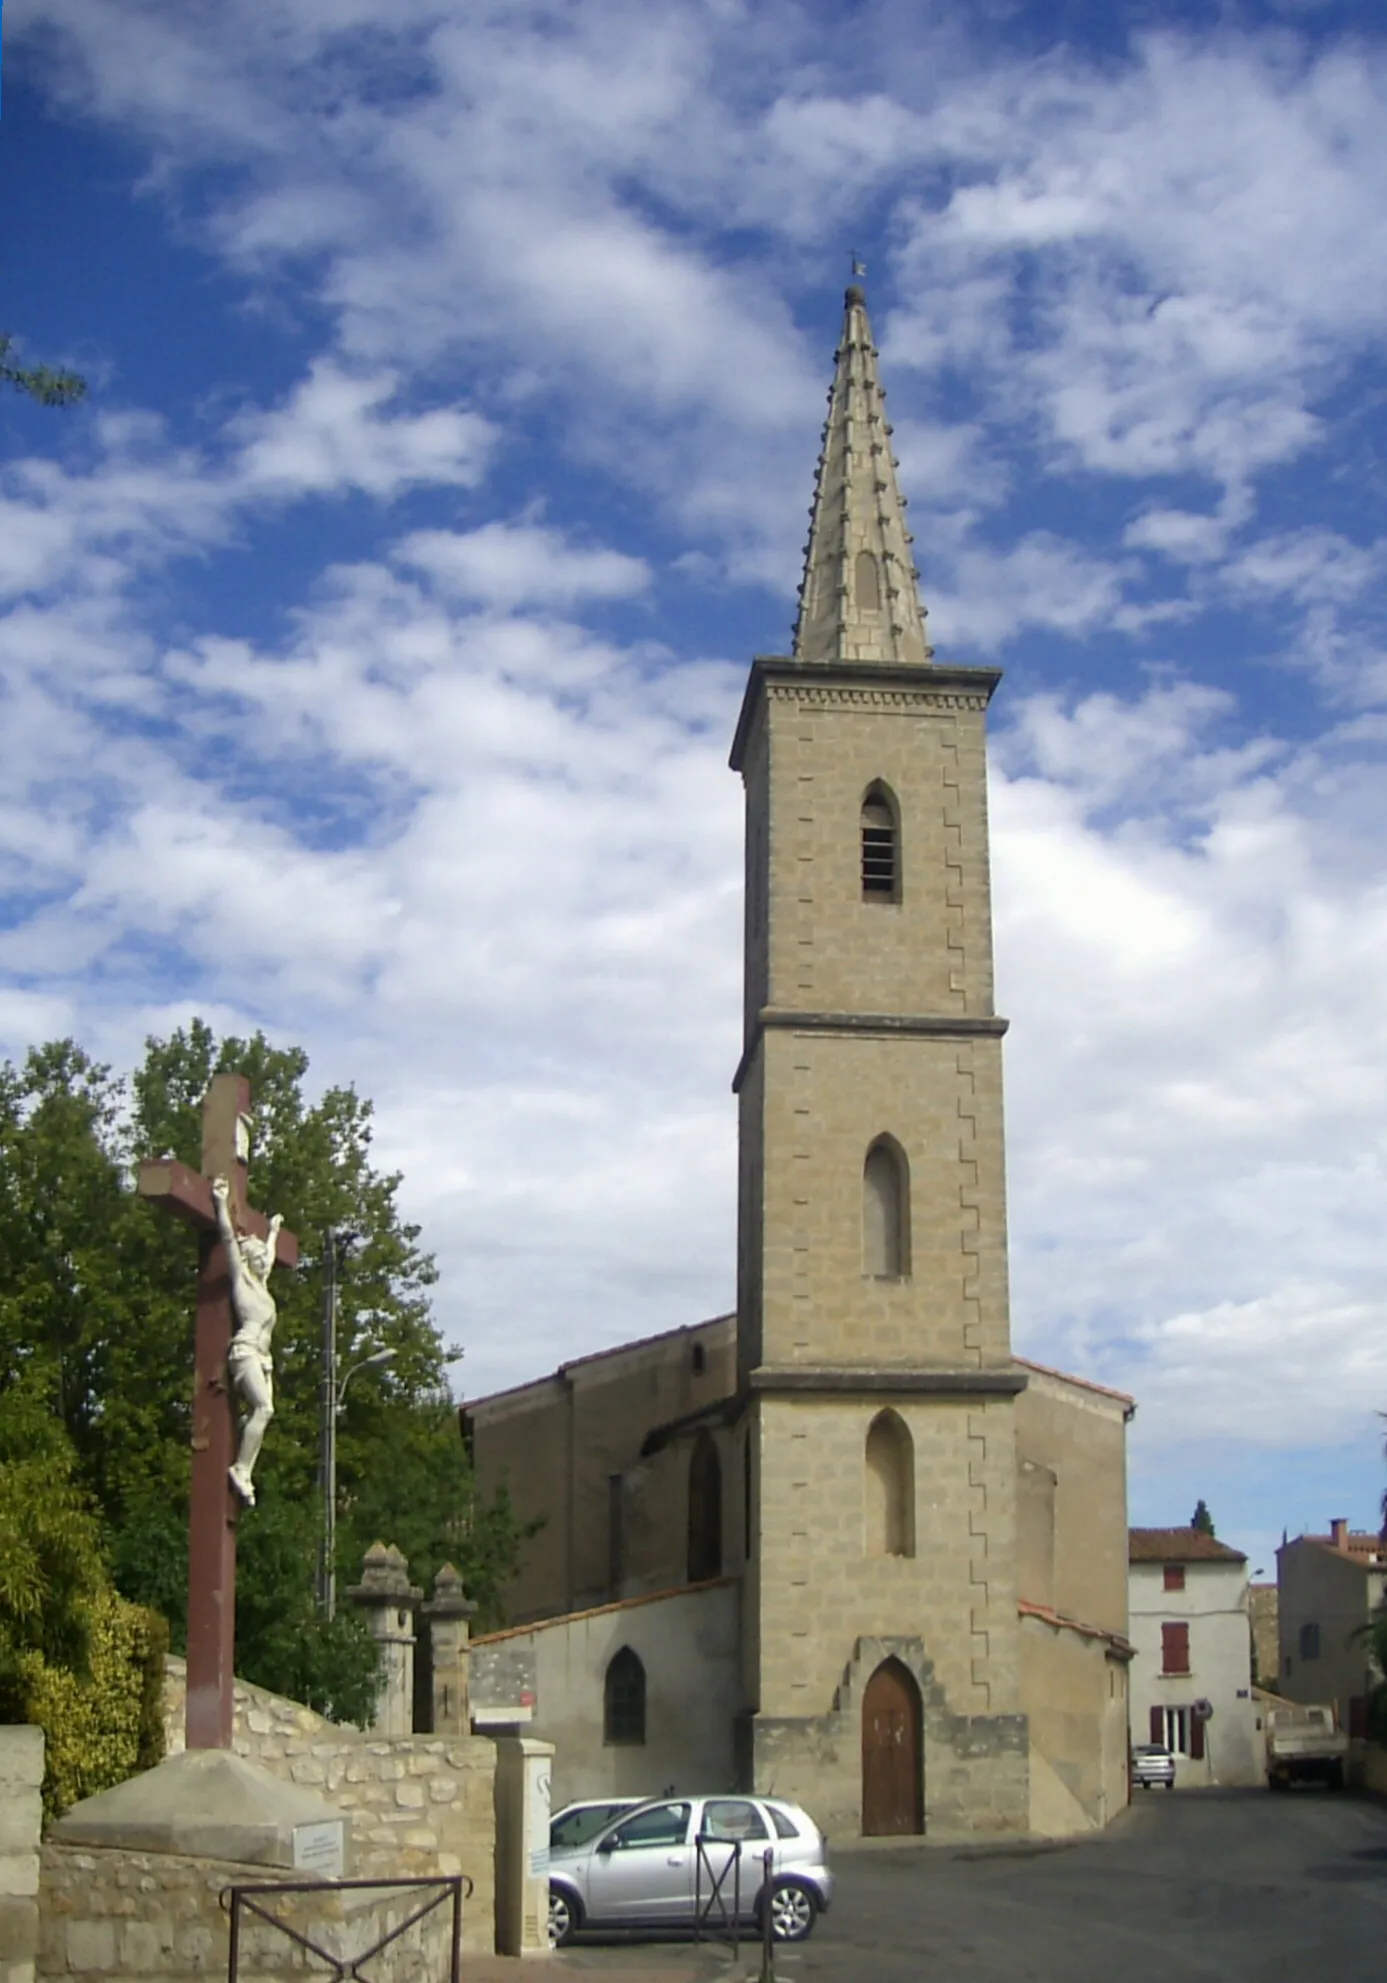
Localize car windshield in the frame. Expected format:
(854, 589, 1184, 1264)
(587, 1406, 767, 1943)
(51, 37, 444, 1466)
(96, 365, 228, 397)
(551, 1803, 638, 1851)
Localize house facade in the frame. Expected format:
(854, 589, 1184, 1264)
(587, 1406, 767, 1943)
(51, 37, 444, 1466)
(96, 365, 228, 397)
(1277, 1520, 1387, 1737)
(1128, 1528, 1261, 1787)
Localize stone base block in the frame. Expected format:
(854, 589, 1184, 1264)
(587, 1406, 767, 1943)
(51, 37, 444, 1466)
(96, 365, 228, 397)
(49, 1750, 349, 1872)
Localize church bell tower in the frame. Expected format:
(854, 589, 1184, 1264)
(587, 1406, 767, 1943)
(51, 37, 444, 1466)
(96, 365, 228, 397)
(730, 285, 1029, 1836)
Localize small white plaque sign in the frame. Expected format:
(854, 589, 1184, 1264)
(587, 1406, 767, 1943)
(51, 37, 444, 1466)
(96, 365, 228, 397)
(292, 1819, 346, 1876)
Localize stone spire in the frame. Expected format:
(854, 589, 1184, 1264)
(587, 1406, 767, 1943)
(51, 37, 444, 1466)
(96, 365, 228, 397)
(792, 284, 933, 669)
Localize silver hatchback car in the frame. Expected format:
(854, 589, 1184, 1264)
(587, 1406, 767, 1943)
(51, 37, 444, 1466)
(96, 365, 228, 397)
(548, 1793, 833, 1947)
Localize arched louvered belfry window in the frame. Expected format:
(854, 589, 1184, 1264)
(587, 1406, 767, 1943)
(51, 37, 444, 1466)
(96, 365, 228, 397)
(861, 784, 899, 901)
(687, 1429, 723, 1583)
(863, 1136, 910, 1278)
(855, 548, 882, 611)
(604, 1645, 646, 1746)
(865, 1410, 915, 1558)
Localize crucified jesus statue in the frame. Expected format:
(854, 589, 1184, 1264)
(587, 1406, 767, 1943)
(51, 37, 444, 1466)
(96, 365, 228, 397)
(213, 1173, 285, 1507)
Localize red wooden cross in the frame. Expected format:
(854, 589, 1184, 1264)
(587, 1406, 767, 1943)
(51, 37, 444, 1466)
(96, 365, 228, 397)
(137, 1074, 298, 1750)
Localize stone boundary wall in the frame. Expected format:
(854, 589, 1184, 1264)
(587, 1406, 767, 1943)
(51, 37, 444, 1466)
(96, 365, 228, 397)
(39, 1845, 456, 1983)
(37, 1663, 498, 1975)
(1, 1726, 44, 1983)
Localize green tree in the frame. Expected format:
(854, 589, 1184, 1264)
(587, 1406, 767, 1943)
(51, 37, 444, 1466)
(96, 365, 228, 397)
(1, 332, 86, 407)
(0, 1370, 107, 1719)
(1191, 1499, 1215, 1537)
(0, 1022, 530, 1721)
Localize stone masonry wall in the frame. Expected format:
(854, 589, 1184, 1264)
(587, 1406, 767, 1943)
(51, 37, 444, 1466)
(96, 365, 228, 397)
(36, 1662, 496, 1978)
(163, 1656, 494, 1915)
(38, 1844, 458, 1983)
(1, 1726, 44, 1983)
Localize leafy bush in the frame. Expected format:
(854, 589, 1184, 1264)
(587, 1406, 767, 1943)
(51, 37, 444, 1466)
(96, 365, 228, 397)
(0, 1373, 107, 1718)
(19, 1591, 168, 1820)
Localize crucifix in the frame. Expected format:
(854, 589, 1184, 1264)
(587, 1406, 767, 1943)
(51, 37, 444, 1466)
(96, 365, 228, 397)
(138, 1073, 298, 1750)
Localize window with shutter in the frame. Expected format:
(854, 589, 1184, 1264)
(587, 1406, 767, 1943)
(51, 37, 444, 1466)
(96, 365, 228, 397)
(1161, 1622, 1190, 1675)
(860, 785, 900, 901)
(1149, 1705, 1163, 1744)
(1163, 1564, 1185, 1592)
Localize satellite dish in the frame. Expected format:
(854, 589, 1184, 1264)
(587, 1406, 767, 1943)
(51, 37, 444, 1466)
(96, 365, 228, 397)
(1192, 1698, 1214, 1721)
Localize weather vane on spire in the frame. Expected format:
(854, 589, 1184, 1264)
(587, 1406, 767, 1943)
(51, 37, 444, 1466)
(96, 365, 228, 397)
(851, 251, 867, 280)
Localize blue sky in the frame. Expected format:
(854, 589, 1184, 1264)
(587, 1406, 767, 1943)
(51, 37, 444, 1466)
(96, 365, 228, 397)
(3, 0, 1386, 1576)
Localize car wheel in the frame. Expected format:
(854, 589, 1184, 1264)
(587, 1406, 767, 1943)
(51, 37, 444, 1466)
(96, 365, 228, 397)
(766, 1878, 818, 1943)
(548, 1885, 582, 1948)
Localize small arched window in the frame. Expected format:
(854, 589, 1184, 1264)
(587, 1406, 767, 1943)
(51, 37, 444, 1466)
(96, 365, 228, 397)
(604, 1646, 646, 1746)
(865, 1411, 915, 1558)
(863, 1137, 910, 1278)
(687, 1429, 723, 1583)
(861, 785, 899, 901)
(855, 549, 881, 611)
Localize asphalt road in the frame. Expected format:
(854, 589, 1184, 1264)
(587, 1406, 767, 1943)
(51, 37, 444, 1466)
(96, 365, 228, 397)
(783, 1788, 1387, 1982)
(548, 1787, 1387, 1981)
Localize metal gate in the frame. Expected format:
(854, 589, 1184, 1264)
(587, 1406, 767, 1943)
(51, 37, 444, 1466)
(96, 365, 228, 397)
(222, 1874, 469, 1983)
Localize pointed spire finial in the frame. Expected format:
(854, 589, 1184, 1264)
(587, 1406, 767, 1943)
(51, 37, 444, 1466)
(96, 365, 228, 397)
(792, 281, 932, 669)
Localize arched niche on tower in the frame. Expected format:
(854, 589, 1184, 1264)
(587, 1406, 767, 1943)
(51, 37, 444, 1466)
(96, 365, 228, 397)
(863, 1134, 911, 1279)
(864, 1410, 915, 1559)
(855, 548, 882, 612)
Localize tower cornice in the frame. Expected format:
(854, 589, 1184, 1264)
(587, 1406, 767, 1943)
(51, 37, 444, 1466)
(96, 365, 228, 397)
(729, 654, 1003, 773)
(731, 1008, 1010, 1095)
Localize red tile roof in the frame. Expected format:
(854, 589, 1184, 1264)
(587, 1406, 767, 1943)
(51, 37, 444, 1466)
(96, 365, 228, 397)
(1018, 1597, 1133, 1656)
(1013, 1356, 1135, 1408)
(1129, 1526, 1246, 1565)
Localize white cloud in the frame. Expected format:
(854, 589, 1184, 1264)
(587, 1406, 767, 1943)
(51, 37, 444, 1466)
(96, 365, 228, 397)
(233, 362, 496, 500)
(1129, 1285, 1387, 1450)
(995, 683, 1387, 1466)
(5, 0, 1387, 1513)
(928, 534, 1133, 651)
(397, 522, 648, 612)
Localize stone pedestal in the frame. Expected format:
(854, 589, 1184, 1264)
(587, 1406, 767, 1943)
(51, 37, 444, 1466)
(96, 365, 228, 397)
(423, 1563, 478, 1735)
(50, 1749, 348, 1874)
(348, 1543, 422, 1738)
(492, 1736, 553, 1959)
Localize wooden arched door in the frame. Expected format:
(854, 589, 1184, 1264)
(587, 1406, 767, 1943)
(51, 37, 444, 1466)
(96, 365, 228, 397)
(861, 1658, 923, 1836)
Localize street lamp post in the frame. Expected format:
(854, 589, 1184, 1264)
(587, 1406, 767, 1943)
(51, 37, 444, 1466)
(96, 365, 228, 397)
(317, 1226, 393, 1620)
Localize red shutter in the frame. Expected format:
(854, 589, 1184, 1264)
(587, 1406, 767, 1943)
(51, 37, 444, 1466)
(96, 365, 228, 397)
(1162, 1622, 1190, 1675)
(1150, 1705, 1164, 1744)
(1190, 1713, 1205, 1761)
(1163, 1564, 1185, 1592)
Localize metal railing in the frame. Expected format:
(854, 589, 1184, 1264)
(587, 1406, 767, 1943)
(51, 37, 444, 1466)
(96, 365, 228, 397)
(692, 1840, 778, 1979)
(222, 1873, 470, 1983)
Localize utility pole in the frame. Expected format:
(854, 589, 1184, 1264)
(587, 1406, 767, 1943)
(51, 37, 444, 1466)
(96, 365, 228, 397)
(317, 1226, 393, 1622)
